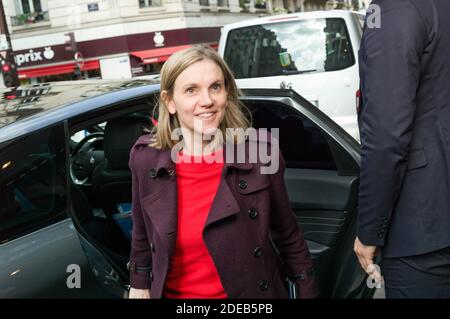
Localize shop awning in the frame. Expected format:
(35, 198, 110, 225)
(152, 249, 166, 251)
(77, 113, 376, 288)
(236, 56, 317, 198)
(130, 43, 218, 64)
(18, 60, 100, 79)
(130, 45, 192, 64)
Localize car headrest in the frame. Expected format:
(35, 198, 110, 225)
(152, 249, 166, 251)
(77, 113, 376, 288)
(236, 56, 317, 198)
(104, 115, 151, 170)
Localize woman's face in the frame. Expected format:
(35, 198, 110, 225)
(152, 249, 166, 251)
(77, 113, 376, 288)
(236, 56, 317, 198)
(163, 59, 228, 139)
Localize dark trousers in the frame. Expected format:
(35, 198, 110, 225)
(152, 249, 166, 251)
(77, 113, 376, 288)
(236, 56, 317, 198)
(381, 246, 450, 298)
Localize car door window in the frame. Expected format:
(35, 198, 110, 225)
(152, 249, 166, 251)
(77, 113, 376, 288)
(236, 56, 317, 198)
(0, 123, 67, 244)
(250, 102, 337, 170)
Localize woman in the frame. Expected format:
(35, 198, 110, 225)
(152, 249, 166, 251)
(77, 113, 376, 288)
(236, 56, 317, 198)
(127, 45, 318, 299)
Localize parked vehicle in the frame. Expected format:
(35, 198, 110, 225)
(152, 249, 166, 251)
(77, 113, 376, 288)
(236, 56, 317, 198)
(0, 80, 373, 298)
(219, 10, 364, 141)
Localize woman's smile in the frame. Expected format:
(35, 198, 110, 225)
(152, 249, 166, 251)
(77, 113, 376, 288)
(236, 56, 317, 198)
(195, 111, 217, 120)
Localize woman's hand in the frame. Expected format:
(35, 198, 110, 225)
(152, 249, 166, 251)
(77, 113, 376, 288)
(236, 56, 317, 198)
(128, 287, 151, 299)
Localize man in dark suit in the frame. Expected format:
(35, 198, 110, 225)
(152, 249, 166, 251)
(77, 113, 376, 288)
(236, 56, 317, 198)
(354, 0, 450, 298)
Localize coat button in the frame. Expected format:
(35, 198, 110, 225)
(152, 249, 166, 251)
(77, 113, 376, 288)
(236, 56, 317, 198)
(248, 208, 259, 219)
(150, 242, 155, 253)
(253, 247, 263, 257)
(238, 179, 247, 190)
(259, 280, 268, 291)
(167, 168, 175, 176)
(149, 168, 157, 178)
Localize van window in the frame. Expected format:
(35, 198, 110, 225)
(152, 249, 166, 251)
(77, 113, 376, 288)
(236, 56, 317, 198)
(224, 18, 355, 79)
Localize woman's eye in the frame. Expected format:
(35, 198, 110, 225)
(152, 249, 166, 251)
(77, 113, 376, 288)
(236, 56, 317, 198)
(186, 88, 195, 94)
(211, 84, 221, 91)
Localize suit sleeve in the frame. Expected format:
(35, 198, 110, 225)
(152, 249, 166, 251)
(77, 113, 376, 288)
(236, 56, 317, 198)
(357, 0, 427, 246)
(269, 148, 319, 298)
(128, 147, 152, 289)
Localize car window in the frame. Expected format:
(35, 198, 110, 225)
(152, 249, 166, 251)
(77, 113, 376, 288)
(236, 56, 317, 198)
(0, 123, 67, 244)
(224, 18, 355, 79)
(249, 102, 337, 170)
(71, 122, 106, 143)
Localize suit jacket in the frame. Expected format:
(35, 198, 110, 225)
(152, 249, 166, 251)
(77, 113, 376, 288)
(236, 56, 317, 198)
(127, 130, 318, 298)
(358, 0, 450, 258)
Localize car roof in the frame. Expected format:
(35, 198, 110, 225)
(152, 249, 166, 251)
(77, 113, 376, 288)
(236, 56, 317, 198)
(0, 79, 160, 143)
(0, 78, 159, 129)
(221, 10, 358, 31)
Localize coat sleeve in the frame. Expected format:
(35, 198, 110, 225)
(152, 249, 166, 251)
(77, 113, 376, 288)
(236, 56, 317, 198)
(269, 148, 319, 298)
(128, 146, 152, 289)
(357, 0, 427, 246)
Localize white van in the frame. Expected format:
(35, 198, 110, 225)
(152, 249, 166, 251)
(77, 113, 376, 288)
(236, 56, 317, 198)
(219, 10, 364, 141)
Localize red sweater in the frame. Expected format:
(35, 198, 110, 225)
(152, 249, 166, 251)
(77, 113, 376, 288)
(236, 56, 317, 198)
(163, 149, 227, 299)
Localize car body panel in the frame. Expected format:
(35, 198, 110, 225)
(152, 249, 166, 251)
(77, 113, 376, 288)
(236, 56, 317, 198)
(0, 218, 117, 298)
(0, 80, 159, 143)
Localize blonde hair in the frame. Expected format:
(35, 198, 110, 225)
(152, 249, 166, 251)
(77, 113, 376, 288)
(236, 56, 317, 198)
(150, 44, 251, 149)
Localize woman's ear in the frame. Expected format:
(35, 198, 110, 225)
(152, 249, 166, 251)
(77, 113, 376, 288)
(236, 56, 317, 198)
(161, 90, 176, 115)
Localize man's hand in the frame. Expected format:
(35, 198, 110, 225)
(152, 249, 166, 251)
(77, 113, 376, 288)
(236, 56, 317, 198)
(128, 287, 151, 299)
(354, 237, 381, 280)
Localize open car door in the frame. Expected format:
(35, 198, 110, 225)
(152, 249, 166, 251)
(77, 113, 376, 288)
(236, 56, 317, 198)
(241, 89, 375, 298)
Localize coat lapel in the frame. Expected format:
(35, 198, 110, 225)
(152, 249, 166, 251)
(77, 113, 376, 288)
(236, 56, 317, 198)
(203, 141, 254, 230)
(203, 169, 240, 229)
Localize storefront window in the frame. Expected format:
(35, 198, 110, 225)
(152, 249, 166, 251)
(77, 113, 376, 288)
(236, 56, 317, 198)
(28, 69, 101, 84)
(142, 63, 163, 76)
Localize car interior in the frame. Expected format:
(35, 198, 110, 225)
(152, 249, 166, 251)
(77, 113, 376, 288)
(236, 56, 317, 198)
(67, 96, 362, 297)
(69, 111, 153, 274)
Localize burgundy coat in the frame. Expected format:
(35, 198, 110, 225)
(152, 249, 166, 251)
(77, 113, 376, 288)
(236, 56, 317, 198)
(128, 130, 319, 298)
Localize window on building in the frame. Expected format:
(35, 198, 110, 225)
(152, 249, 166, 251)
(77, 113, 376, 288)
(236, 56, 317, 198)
(139, 0, 162, 8)
(254, 0, 266, 9)
(217, 0, 229, 7)
(199, 0, 210, 6)
(12, 0, 49, 26)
